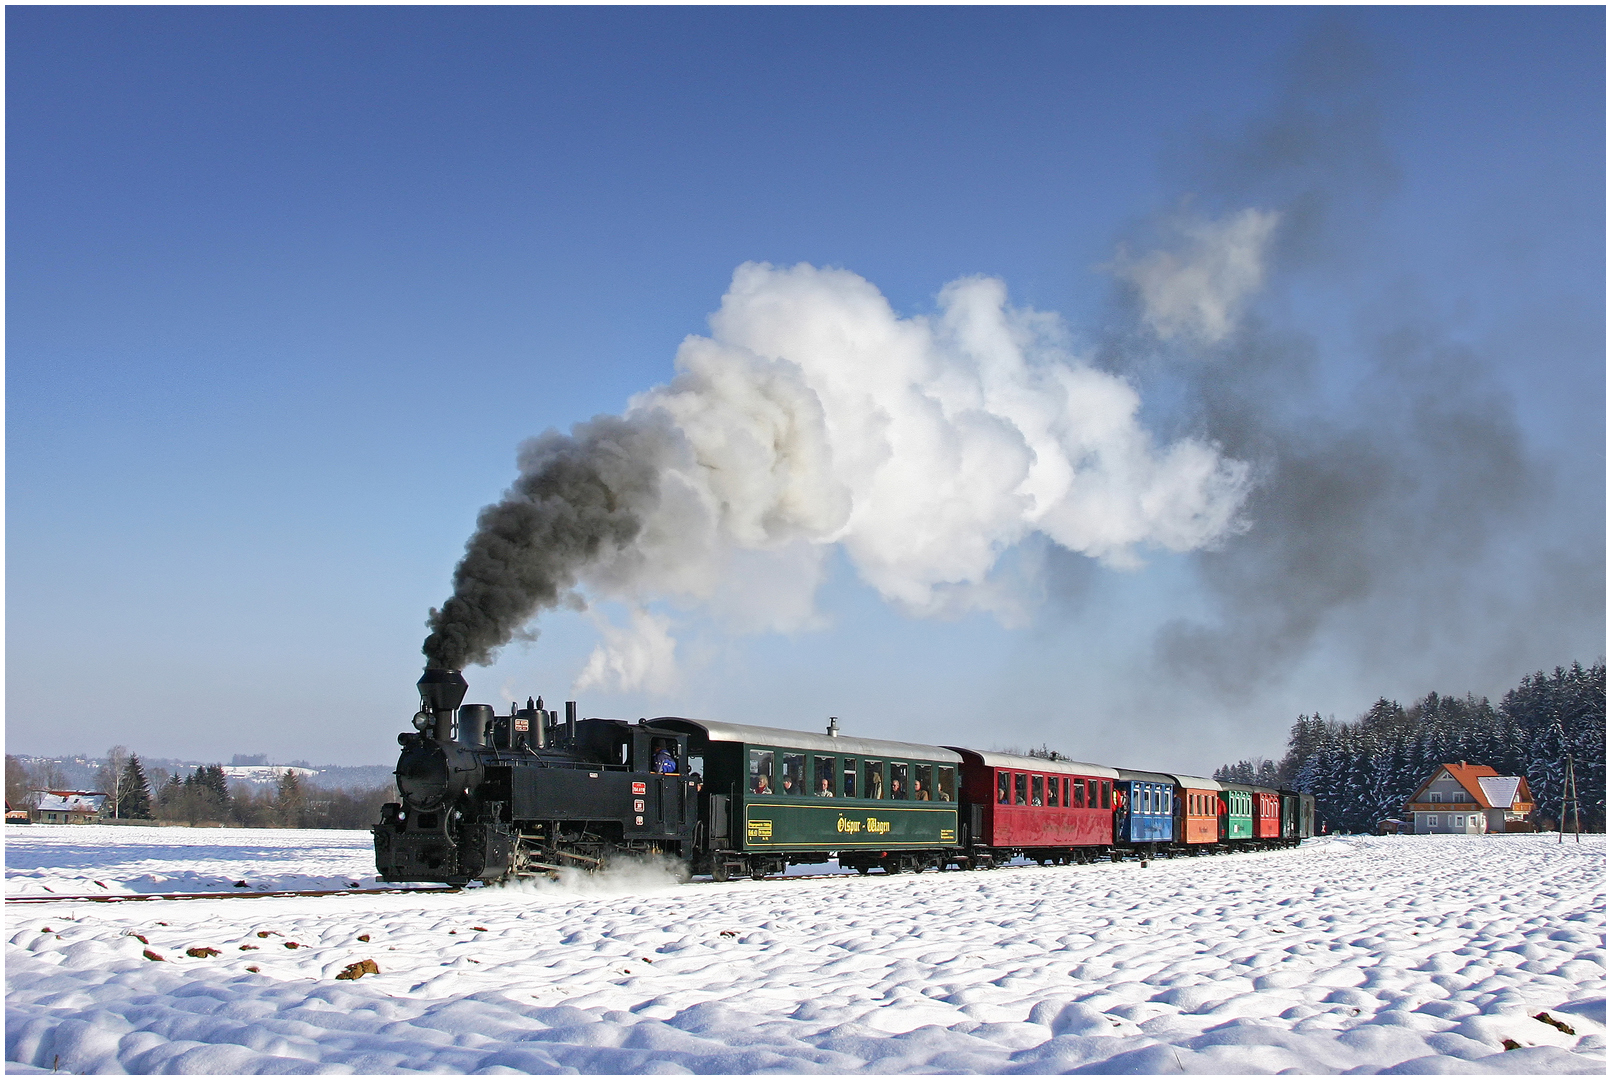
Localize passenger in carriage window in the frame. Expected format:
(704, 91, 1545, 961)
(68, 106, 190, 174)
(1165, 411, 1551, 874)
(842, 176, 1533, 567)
(1031, 775, 1043, 806)
(1014, 773, 1028, 806)
(998, 773, 1011, 804)
(1074, 779, 1086, 808)
(749, 749, 774, 795)
(865, 760, 884, 799)
(915, 765, 932, 801)
(1047, 776, 1059, 808)
(937, 767, 955, 801)
(890, 762, 908, 800)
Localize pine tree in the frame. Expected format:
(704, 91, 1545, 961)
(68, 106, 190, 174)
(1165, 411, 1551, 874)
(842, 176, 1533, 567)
(120, 756, 152, 820)
(273, 770, 306, 828)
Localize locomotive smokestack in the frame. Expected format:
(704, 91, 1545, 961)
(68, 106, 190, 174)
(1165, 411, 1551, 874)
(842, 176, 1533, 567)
(418, 668, 469, 742)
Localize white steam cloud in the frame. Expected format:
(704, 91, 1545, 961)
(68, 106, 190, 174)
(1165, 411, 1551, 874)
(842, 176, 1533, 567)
(1113, 208, 1280, 343)
(569, 261, 1253, 690)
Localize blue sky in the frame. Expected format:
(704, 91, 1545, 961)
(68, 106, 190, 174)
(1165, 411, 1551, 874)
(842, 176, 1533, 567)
(8, 7, 1603, 769)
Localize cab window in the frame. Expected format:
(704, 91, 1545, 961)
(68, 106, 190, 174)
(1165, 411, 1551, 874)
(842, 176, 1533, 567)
(936, 766, 955, 801)
(864, 760, 885, 799)
(748, 750, 775, 795)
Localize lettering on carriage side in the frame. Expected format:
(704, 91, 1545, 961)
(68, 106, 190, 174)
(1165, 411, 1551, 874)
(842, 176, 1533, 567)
(748, 819, 773, 840)
(866, 817, 891, 834)
(836, 815, 863, 834)
(940, 829, 955, 841)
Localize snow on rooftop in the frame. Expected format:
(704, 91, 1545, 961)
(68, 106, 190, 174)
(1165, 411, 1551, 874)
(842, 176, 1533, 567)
(4, 827, 1605, 1073)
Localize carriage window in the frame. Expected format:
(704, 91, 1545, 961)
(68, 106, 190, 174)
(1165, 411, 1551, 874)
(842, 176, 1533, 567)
(864, 760, 885, 799)
(1062, 777, 1070, 807)
(890, 762, 909, 800)
(748, 750, 775, 795)
(780, 754, 805, 796)
(1031, 775, 1044, 806)
(937, 766, 955, 801)
(1074, 779, 1086, 808)
(842, 757, 857, 798)
(914, 764, 933, 801)
(1014, 773, 1028, 805)
(1101, 780, 1111, 809)
(814, 755, 836, 797)
(1047, 776, 1059, 807)
(997, 772, 1011, 804)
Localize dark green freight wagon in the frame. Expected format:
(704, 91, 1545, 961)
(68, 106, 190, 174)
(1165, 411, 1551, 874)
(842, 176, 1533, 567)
(652, 717, 963, 878)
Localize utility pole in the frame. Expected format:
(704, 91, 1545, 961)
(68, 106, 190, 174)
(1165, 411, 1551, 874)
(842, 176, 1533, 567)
(1558, 754, 1580, 844)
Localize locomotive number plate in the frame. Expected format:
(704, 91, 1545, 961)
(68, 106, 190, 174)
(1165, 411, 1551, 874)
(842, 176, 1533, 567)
(514, 717, 529, 731)
(632, 781, 647, 794)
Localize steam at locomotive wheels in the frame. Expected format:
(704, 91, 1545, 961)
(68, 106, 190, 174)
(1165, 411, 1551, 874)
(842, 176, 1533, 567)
(374, 668, 1315, 885)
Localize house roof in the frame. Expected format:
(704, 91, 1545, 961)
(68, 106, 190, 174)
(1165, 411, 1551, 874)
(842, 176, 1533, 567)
(33, 792, 107, 813)
(1410, 764, 1533, 809)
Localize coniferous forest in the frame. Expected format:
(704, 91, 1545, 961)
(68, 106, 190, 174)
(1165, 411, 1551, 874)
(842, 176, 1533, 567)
(1217, 662, 1606, 834)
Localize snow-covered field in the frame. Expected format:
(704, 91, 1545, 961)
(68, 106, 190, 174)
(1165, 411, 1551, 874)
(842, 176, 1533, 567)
(4, 825, 406, 897)
(5, 826, 1604, 1074)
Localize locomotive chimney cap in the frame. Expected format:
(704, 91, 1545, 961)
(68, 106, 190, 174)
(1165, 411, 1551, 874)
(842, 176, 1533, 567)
(417, 668, 469, 714)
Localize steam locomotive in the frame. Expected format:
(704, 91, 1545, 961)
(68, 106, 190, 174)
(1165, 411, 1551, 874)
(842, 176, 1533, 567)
(373, 668, 1314, 885)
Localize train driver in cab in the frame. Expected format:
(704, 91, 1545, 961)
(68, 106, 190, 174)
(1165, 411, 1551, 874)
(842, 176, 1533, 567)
(652, 741, 678, 774)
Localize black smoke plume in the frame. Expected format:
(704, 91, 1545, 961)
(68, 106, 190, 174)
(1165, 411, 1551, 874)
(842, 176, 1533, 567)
(423, 415, 671, 670)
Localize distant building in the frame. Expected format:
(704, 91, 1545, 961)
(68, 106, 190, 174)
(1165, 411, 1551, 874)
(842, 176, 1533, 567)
(218, 765, 317, 783)
(5, 801, 30, 825)
(1403, 763, 1535, 834)
(29, 791, 109, 824)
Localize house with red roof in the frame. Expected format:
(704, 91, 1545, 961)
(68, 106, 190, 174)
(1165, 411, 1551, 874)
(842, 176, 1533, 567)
(1403, 763, 1535, 834)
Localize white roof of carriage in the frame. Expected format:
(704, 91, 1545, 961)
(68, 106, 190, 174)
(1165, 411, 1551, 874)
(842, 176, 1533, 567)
(650, 718, 962, 763)
(946, 748, 1119, 777)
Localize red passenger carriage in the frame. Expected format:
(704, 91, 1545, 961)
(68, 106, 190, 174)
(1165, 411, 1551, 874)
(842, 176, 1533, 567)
(949, 749, 1119, 864)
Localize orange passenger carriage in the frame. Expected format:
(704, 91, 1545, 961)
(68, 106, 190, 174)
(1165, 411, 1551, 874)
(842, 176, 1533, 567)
(1171, 774, 1223, 846)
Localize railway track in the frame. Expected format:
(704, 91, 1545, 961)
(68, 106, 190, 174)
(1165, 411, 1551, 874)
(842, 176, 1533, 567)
(6, 885, 461, 905)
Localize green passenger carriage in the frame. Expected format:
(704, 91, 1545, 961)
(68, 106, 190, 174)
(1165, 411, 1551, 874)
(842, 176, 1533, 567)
(652, 717, 962, 879)
(1219, 785, 1255, 841)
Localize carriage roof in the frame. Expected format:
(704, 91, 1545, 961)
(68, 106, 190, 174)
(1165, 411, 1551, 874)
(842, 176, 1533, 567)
(649, 718, 962, 764)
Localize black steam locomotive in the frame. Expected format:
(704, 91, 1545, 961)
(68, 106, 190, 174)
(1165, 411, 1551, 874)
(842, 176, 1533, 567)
(373, 669, 697, 883)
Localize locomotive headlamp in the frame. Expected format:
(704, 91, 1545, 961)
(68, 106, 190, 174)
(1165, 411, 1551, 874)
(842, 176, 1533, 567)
(412, 710, 432, 733)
